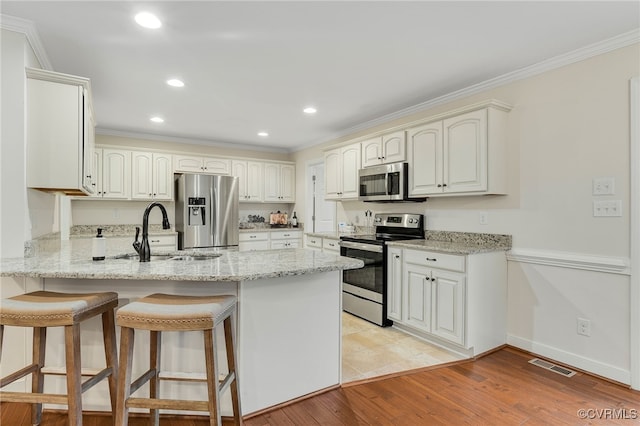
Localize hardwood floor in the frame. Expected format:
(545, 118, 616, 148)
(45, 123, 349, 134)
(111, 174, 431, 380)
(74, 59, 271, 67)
(2, 347, 639, 425)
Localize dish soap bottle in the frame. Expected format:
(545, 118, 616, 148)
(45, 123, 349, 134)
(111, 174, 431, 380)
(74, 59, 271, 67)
(92, 228, 106, 261)
(291, 212, 298, 228)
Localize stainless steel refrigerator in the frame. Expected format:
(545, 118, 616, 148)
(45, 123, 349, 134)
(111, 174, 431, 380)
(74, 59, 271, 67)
(175, 174, 239, 249)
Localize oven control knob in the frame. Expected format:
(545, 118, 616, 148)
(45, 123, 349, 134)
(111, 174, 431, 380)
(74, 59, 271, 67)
(408, 218, 414, 223)
(375, 217, 381, 222)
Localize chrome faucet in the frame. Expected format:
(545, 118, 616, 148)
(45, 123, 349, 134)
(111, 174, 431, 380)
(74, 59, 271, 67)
(133, 202, 171, 262)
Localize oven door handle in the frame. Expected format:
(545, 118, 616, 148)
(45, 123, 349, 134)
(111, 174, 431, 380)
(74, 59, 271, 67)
(339, 241, 384, 253)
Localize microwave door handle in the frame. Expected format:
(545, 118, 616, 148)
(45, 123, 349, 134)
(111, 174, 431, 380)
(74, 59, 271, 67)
(386, 173, 391, 195)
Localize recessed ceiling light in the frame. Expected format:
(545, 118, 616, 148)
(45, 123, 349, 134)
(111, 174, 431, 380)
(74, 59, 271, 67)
(167, 79, 184, 88)
(257, 132, 269, 137)
(150, 116, 164, 123)
(135, 12, 161, 29)
(303, 107, 317, 114)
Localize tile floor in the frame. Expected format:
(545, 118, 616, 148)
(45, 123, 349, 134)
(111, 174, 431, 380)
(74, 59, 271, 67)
(341, 312, 466, 382)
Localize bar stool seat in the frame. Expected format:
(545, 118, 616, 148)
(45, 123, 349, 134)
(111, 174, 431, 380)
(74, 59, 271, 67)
(0, 290, 119, 426)
(115, 293, 242, 426)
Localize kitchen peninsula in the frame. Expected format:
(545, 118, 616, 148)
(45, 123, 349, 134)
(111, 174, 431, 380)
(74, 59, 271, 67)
(0, 236, 363, 416)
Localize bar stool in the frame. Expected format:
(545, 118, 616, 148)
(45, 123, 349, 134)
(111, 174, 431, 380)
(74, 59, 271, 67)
(115, 293, 242, 426)
(0, 290, 119, 426)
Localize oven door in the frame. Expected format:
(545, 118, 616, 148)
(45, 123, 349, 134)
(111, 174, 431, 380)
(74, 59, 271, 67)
(340, 241, 384, 297)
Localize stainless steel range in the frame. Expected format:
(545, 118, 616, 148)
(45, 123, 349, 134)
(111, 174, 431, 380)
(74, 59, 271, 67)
(340, 213, 424, 326)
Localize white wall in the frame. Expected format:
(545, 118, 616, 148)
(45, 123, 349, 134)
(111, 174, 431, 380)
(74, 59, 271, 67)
(292, 44, 639, 384)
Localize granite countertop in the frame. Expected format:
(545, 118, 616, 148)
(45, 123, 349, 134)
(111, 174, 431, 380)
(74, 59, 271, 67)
(387, 230, 512, 255)
(2, 236, 363, 282)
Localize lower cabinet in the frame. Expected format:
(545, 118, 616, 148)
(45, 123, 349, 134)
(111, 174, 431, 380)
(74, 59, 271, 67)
(388, 246, 506, 355)
(239, 230, 302, 251)
(148, 234, 178, 251)
(239, 232, 270, 251)
(270, 230, 302, 249)
(304, 234, 341, 253)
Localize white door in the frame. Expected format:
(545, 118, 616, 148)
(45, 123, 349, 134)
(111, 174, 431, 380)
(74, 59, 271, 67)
(307, 161, 335, 233)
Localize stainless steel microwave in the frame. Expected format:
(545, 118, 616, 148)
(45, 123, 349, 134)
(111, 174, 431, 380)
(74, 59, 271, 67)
(358, 162, 427, 202)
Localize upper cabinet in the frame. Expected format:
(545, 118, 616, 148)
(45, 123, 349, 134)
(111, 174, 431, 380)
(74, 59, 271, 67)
(264, 163, 295, 202)
(361, 130, 406, 168)
(173, 154, 231, 175)
(408, 103, 510, 197)
(90, 148, 131, 199)
(26, 68, 95, 196)
(324, 143, 361, 200)
(131, 151, 173, 201)
(232, 160, 263, 202)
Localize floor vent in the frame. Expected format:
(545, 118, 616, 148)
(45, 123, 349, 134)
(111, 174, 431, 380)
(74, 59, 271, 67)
(528, 358, 576, 377)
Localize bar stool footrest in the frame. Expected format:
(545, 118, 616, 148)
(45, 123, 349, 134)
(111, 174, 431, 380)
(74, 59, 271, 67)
(0, 363, 38, 387)
(126, 397, 209, 411)
(0, 391, 68, 405)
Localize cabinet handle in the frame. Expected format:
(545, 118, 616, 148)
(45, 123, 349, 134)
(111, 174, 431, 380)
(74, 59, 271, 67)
(250, 235, 257, 239)
(394, 255, 400, 259)
(329, 243, 335, 247)
(431, 277, 436, 281)
(284, 234, 290, 237)
(437, 184, 442, 188)
(150, 239, 160, 243)
(426, 258, 437, 262)
(442, 183, 447, 187)
(86, 175, 91, 178)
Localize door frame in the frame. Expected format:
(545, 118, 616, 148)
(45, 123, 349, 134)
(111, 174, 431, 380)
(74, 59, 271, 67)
(630, 76, 639, 390)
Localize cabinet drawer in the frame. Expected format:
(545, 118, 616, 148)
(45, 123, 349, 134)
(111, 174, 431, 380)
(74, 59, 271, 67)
(403, 249, 465, 273)
(270, 230, 302, 240)
(322, 238, 340, 253)
(305, 235, 322, 248)
(239, 232, 268, 242)
(148, 234, 177, 248)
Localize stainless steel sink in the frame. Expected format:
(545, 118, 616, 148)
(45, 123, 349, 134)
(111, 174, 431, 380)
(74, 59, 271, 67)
(114, 254, 174, 261)
(114, 253, 222, 261)
(170, 254, 222, 261)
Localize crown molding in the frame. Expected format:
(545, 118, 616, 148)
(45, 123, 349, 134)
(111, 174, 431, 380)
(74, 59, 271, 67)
(0, 14, 52, 70)
(294, 28, 640, 152)
(95, 128, 291, 155)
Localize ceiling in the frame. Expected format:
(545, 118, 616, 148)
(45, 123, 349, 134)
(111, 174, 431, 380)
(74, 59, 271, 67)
(2, 1, 639, 152)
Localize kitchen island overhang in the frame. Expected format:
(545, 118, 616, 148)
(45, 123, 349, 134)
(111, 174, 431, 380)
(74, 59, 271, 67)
(0, 247, 363, 416)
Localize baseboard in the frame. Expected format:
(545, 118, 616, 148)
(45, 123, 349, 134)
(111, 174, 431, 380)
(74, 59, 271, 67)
(507, 334, 631, 385)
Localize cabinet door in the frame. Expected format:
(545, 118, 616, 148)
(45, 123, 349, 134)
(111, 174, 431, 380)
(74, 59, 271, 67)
(407, 122, 442, 196)
(263, 163, 280, 202)
(324, 149, 342, 199)
(239, 241, 270, 251)
(232, 160, 249, 200)
(381, 131, 406, 164)
(443, 109, 487, 193)
(131, 151, 153, 200)
(404, 263, 432, 333)
(102, 149, 130, 199)
(173, 155, 203, 173)
(361, 137, 382, 168)
(431, 270, 465, 345)
(202, 157, 231, 175)
(387, 247, 403, 322)
(153, 153, 173, 200)
(90, 149, 103, 197)
(279, 164, 295, 202)
(341, 144, 361, 199)
(246, 162, 263, 201)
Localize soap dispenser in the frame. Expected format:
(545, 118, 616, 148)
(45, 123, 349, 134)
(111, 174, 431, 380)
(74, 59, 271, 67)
(92, 228, 106, 261)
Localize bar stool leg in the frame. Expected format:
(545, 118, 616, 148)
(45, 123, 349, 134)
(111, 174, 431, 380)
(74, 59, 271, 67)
(149, 330, 161, 426)
(0, 324, 4, 360)
(116, 327, 135, 426)
(65, 323, 83, 425)
(102, 309, 119, 415)
(204, 328, 220, 426)
(224, 317, 242, 425)
(32, 327, 46, 426)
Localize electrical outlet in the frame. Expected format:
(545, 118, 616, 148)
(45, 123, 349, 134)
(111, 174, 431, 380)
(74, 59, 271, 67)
(592, 177, 615, 195)
(479, 212, 489, 225)
(593, 200, 622, 217)
(577, 318, 591, 336)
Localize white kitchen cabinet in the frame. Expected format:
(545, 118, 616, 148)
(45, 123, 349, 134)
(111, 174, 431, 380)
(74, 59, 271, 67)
(270, 230, 302, 249)
(386, 247, 403, 322)
(407, 105, 509, 197)
(324, 143, 360, 200)
(131, 151, 173, 201)
(392, 246, 507, 355)
(26, 68, 95, 195)
(304, 235, 323, 251)
(361, 131, 406, 168)
(90, 149, 131, 199)
(239, 232, 270, 251)
(148, 234, 178, 251)
(173, 154, 231, 175)
(264, 163, 295, 202)
(232, 160, 263, 202)
(322, 237, 340, 253)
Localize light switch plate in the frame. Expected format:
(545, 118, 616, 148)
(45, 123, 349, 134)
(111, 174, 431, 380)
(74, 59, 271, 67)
(592, 177, 615, 195)
(593, 200, 622, 217)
